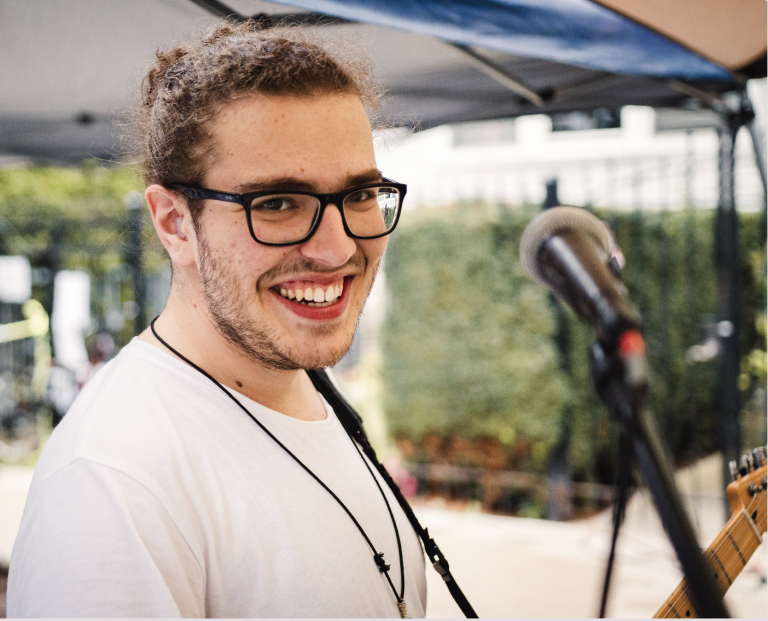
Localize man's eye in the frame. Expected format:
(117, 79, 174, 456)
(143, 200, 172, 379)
(347, 189, 376, 203)
(253, 197, 293, 212)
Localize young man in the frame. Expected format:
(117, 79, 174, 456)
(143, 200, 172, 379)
(8, 22, 426, 617)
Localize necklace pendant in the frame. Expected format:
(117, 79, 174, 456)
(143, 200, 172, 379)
(398, 599, 408, 619)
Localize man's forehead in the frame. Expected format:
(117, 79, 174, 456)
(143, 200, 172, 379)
(205, 92, 376, 191)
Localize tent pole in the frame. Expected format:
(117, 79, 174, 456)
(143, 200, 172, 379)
(715, 118, 742, 523)
(449, 43, 544, 107)
(542, 179, 575, 521)
(187, 0, 350, 27)
(188, 0, 244, 20)
(668, 80, 728, 115)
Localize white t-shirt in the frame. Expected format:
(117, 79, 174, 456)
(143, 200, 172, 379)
(8, 340, 427, 618)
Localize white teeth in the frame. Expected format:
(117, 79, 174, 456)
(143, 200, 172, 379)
(277, 282, 344, 304)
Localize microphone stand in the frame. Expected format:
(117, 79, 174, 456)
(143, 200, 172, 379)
(589, 335, 728, 618)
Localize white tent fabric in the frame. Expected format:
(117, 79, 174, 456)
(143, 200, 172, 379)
(1, 0, 762, 164)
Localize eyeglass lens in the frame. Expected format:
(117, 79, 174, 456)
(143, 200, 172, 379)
(248, 186, 400, 243)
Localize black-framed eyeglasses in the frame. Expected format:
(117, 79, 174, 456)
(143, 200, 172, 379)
(169, 178, 406, 246)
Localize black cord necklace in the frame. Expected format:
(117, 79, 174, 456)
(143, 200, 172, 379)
(149, 318, 408, 618)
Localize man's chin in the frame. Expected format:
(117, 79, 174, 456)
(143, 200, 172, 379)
(282, 340, 353, 371)
(275, 315, 358, 370)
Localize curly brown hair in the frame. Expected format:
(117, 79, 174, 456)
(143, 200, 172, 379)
(135, 20, 380, 196)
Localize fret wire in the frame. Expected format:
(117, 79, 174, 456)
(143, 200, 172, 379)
(662, 577, 695, 619)
(665, 578, 685, 615)
(674, 584, 691, 618)
(718, 495, 765, 578)
(727, 519, 758, 568)
(664, 600, 682, 618)
(708, 548, 733, 585)
(719, 540, 745, 586)
(664, 592, 681, 618)
(710, 516, 751, 577)
(726, 525, 747, 568)
(718, 511, 764, 589)
(675, 584, 693, 618)
(733, 517, 760, 553)
(700, 491, 763, 598)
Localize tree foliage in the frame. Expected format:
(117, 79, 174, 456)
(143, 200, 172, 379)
(0, 164, 166, 346)
(382, 203, 766, 482)
(383, 203, 566, 471)
(0, 163, 162, 273)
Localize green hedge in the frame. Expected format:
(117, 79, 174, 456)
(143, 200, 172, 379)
(382, 202, 766, 482)
(0, 164, 164, 347)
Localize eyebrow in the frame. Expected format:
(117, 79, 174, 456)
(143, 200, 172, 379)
(233, 169, 384, 194)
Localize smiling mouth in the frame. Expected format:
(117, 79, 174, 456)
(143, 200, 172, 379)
(273, 279, 345, 307)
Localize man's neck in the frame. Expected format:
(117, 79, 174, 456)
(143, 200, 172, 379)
(138, 296, 327, 422)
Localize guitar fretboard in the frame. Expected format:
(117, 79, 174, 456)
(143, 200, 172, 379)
(654, 497, 764, 618)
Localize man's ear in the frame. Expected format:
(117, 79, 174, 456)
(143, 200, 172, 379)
(145, 185, 196, 266)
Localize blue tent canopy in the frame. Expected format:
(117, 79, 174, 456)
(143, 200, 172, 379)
(274, 0, 734, 81)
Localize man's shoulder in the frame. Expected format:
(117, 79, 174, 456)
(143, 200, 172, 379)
(32, 340, 218, 491)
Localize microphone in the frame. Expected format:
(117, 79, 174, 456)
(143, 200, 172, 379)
(519, 206, 641, 343)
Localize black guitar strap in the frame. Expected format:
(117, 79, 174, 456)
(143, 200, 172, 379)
(307, 369, 479, 619)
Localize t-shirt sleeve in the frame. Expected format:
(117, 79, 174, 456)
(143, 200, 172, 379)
(7, 459, 205, 618)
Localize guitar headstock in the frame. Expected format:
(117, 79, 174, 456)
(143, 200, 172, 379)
(727, 446, 767, 536)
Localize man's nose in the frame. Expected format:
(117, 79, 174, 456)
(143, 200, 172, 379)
(299, 202, 357, 266)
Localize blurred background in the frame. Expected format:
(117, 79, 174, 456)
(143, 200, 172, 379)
(0, 0, 766, 617)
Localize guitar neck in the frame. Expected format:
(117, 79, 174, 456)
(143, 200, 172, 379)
(654, 463, 766, 619)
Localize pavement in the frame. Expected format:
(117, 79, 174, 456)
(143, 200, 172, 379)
(1, 454, 766, 618)
(416, 454, 767, 618)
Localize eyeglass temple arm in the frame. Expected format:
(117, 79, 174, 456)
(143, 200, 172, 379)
(172, 185, 243, 204)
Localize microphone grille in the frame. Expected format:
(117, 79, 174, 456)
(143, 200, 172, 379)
(519, 206, 610, 288)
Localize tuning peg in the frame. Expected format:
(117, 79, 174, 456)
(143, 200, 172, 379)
(741, 454, 754, 475)
(729, 460, 740, 480)
(752, 447, 767, 469)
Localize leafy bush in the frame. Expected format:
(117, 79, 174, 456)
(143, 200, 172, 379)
(0, 164, 164, 346)
(382, 202, 766, 483)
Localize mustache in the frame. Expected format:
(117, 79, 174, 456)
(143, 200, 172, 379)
(257, 251, 367, 289)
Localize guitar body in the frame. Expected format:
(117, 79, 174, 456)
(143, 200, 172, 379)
(654, 460, 767, 618)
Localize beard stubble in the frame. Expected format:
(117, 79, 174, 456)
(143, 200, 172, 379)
(196, 230, 376, 371)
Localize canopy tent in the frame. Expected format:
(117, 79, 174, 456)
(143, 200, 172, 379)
(0, 0, 764, 163)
